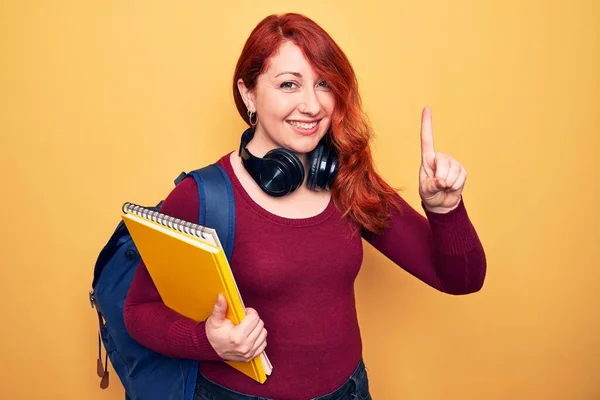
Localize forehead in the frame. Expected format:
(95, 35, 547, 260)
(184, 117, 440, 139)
(264, 41, 318, 77)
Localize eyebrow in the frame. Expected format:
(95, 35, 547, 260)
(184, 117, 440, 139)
(275, 71, 302, 78)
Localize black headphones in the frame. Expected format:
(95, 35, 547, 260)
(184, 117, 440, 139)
(238, 127, 338, 197)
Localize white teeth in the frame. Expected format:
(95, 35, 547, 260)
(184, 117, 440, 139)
(289, 121, 318, 129)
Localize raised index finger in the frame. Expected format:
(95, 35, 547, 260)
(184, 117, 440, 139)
(420, 106, 436, 161)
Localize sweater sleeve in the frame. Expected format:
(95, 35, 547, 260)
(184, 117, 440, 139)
(123, 176, 223, 361)
(362, 194, 486, 295)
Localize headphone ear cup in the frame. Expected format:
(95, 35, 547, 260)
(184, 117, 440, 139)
(325, 152, 338, 190)
(269, 148, 305, 190)
(307, 144, 325, 191)
(260, 148, 304, 196)
(308, 142, 338, 191)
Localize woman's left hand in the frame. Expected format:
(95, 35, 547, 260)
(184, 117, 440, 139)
(418, 106, 467, 214)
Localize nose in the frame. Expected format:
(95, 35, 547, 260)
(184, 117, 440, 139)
(299, 88, 322, 116)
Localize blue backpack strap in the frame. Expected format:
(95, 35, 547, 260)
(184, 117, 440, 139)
(187, 163, 235, 260)
(177, 163, 235, 400)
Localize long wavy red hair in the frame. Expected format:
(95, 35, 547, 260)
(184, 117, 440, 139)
(232, 13, 401, 233)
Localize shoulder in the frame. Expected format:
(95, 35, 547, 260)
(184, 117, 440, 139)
(158, 176, 199, 223)
(159, 153, 233, 222)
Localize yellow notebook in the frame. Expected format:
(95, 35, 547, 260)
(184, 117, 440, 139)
(121, 202, 272, 383)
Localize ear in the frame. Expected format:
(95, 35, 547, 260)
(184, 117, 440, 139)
(237, 78, 256, 112)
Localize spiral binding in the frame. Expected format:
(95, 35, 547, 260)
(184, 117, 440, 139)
(122, 202, 208, 239)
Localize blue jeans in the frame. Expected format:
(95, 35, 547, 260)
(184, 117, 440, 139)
(194, 359, 372, 400)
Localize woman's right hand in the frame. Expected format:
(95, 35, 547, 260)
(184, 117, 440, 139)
(205, 294, 268, 362)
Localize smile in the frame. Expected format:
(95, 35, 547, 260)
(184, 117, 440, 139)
(287, 120, 319, 130)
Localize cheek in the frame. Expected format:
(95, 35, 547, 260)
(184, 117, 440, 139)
(259, 93, 296, 120)
(320, 93, 336, 115)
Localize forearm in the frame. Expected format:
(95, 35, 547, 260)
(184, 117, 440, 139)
(423, 198, 487, 294)
(364, 194, 486, 294)
(124, 261, 223, 361)
(423, 198, 482, 254)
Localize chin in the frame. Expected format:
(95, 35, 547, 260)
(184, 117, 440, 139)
(289, 136, 325, 155)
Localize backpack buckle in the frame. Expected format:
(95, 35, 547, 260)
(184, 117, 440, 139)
(89, 290, 96, 308)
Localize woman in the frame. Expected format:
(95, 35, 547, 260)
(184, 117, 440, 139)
(124, 12, 486, 400)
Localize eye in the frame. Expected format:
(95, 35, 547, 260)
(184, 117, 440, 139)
(317, 80, 331, 90)
(280, 81, 297, 89)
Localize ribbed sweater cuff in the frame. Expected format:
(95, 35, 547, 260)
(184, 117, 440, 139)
(422, 197, 481, 255)
(168, 319, 223, 361)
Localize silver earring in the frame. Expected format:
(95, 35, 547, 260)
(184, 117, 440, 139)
(247, 109, 258, 127)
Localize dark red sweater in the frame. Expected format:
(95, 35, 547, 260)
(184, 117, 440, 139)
(124, 154, 486, 399)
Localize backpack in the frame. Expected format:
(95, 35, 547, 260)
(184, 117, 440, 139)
(89, 163, 235, 400)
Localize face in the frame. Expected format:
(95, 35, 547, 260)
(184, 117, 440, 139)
(238, 41, 336, 159)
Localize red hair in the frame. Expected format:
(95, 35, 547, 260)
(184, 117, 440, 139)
(232, 13, 401, 233)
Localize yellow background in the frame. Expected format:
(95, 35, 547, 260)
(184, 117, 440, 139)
(1, 0, 598, 399)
